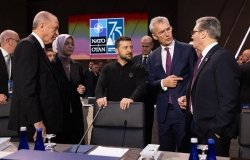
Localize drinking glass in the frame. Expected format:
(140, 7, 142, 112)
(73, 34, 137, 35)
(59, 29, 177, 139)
(197, 144, 208, 160)
(44, 134, 56, 152)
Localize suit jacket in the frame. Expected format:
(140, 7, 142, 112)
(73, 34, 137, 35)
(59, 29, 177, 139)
(133, 54, 143, 64)
(84, 69, 99, 97)
(187, 44, 241, 138)
(8, 34, 63, 133)
(148, 40, 197, 122)
(52, 55, 85, 135)
(240, 61, 250, 104)
(0, 51, 9, 97)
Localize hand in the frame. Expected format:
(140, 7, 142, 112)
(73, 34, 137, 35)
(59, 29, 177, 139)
(120, 98, 134, 110)
(177, 96, 187, 109)
(162, 75, 183, 88)
(34, 121, 46, 142)
(77, 84, 86, 94)
(0, 94, 7, 104)
(96, 97, 107, 108)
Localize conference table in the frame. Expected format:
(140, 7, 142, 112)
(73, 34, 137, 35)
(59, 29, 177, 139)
(0, 142, 229, 160)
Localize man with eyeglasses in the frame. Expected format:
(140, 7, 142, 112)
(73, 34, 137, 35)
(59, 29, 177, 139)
(178, 16, 240, 156)
(147, 16, 197, 152)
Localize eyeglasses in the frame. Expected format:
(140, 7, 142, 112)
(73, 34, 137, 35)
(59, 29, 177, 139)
(157, 26, 172, 37)
(191, 30, 204, 36)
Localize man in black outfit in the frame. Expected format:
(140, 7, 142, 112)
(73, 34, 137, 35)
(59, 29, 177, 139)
(132, 35, 155, 145)
(95, 36, 146, 110)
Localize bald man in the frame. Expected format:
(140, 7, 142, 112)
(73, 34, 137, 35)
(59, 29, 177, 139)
(132, 35, 155, 145)
(8, 11, 62, 140)
(0, 30, 20, 105)
(240, 49, 250, 106)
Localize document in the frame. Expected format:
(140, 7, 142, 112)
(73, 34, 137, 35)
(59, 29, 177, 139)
(88, 146, 129, 157)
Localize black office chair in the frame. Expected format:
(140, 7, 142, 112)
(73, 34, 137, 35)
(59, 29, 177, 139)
(90, 101, 145, 148)
(0, 101, 18, 137)
(238, 112, 250, 159)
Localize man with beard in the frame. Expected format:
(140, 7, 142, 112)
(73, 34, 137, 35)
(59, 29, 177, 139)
(95, 36, 146, 110)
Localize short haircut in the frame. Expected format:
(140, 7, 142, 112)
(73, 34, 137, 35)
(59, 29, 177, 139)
(196, 16, 221, 41)
(115, 36, 132, 48)
(149, 16, 170, 34)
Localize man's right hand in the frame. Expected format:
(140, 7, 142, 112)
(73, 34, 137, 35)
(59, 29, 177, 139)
(96, 97, 107, 108)
(34, 121, 46, 141)
(0, 94, 7, 104)
(162, 75, 183, 88)
(177, 96, 187, 109)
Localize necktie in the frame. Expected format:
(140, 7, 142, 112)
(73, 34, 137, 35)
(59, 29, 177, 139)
(165, 47, 171, 75)
(165, 47, 172, 103)
(191, 54, 203, 87)
(190, 54, 203, 113)
(5, 55, 11, 78)
(142, 56, 147, 67)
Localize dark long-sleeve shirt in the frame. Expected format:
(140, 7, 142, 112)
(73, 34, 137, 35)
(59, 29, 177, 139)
(95, 61, 146, 101)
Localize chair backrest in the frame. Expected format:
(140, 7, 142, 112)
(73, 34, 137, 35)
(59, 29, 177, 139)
(238, 112, 250, 159)
(90, 101, 145, 148)
(0, 101, 18, 137)
(239, 112, 250, 146)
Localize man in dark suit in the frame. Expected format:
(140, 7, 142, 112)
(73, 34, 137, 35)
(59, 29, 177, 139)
(0, 30, 19, 137)
(148, 16, 197, 151)
(132, 35, 155, 145)
(0, 30, 20, 105)
(84, 61, 99, 97)
(239, 49, 250, 107)
(8, 11, 62, 140)
(178, 16, 241, 156)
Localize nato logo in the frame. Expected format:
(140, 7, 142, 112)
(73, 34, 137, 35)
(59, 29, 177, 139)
(90, 18, 124, 54)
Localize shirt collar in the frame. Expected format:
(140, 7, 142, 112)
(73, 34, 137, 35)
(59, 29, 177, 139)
(32, 32, 45, 49)
(201, 42, 218, 58)
(161, 40, 175, 51)
(0, 47, 9, 57)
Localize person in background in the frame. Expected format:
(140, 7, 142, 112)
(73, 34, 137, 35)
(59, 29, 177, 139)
(88, 61, 94, 71)
(148, 16, 197, 151)
(8, 11, 61, 141)
(239, 49, 250, 108)
(51, 34, 86, 144)
(178, 16, 240, 156)
(132, 35, 155, 145)
(0, 30, 20, 105)
(237, 49, 250, 65)
(84, 61, 99, 97)
(95, 36, 146, 110)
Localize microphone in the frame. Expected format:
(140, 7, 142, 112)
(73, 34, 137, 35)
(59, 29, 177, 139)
(121, 120, 127, 147)
(75, 106, 103, 153)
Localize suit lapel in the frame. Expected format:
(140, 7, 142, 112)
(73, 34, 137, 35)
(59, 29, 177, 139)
(192, 44, 220, 89)
(155, 48, 166, 77)
(0, 51, 8, 79)
(171, 41, 181, 73)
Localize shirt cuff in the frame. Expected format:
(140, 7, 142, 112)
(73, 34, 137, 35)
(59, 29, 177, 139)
(161, 79, 168, 91)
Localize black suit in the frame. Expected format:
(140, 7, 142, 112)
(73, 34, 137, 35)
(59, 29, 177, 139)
(186, 44, 241, 156)
(51, 55, 85, 144)
(240, 61, 250, 105)
(0, 50, 9, 98)
(8, 34, 63, 136)
(84, 69, 99, 97)
(132, 54, 155, 145)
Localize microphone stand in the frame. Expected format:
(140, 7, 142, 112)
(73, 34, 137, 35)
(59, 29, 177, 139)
(75, 107, 103, 153)
(121, 120, 127, 147)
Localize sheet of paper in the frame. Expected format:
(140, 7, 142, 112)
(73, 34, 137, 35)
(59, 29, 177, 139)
(88, 146, 129, 157)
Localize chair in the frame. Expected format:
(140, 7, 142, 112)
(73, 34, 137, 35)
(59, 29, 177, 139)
(238, 112, 250, 159)
(90, 101, 145, 148)
(0, 101, 18, 137)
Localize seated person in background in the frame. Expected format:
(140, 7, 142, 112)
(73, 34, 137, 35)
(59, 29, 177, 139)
(95, 36, 146, 110)
(237, 49, 250, 65)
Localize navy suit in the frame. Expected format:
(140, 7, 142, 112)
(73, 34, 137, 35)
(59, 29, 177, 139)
(186, 44, 241, 156)
(148, 40, 196, 151)
(0, 50, 9, 98)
